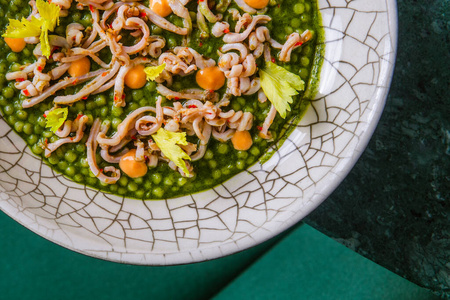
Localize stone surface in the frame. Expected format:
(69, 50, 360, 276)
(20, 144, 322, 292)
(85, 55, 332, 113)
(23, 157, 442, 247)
(305, 0, 449, 296)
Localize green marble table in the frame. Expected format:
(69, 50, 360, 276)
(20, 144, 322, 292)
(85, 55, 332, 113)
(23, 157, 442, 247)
(306, 0, 449, 295)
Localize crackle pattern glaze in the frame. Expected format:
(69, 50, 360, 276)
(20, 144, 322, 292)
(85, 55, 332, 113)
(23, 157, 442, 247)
(0, 0, 397, 264)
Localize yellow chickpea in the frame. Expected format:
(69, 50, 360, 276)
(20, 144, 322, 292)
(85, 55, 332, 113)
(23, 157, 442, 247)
(244, 0, 269, 9)
(231, 130, 253, 151)
(68, 57, 91, 77)
(119, 149, 148, 178)
(4, 37, 26, 53)
(149, 0, 172, 17)
(124, 65, 147, 89)
(195, 66, 226, 91)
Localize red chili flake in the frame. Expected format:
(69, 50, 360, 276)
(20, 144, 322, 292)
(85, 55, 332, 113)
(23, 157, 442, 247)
(131, 135, 137, 140)
(70, 137, 73, 141)
(76, 114, 83, 120)
(100, 168, 103, 173)
(199, 42, 203, 47)
(72, 79, 78, 85)
(102, 72, 107, 77)
(223, 28, 230, 34)
(257, 126, 263, 131)
(271, 58, 276, 63)
(187, 105, 197, 109)
(37, 66, 43, 71)
(140, 12, 147, 18)
(114, 96, 118, 101)
(294, 42, 303, 47)
(174, 97, 180, 100)
(23, 89, 30, 96)
(144, 155, 149, 162)
(44, 138, 48, 145)
(43, 114, 47, 118)
(15, 78, 24, 82)
(89, 5, 94, 12)
(122, 94, 125, 99)
(82, 96, 87, 100)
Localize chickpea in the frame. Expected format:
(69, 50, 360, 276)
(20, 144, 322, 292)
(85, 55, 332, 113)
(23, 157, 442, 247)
(4, 37, 26, 53)
(68, 57, 91, 77)
(124, 65, 147, 89)
(195, 66, 226, 91)
(119, 149, 148, 178)
(231, 130, 253, 151)
(149, 0, 172, 17)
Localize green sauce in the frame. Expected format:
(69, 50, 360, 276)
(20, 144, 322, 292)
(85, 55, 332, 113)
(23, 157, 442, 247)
(0, 0, 324, 199)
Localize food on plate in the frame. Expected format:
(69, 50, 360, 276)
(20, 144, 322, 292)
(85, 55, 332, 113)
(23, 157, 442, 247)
(0, 0, 323, 199)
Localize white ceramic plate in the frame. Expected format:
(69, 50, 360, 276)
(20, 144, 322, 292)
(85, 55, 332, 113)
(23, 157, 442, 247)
(0, 0, 397, 264)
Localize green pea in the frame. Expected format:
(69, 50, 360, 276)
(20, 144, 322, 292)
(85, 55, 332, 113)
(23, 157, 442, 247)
(167, 37, 177, 48)
(285, 26, 294, 35)
(212, 170, 221, 179)
(208, 160, 217, 169)
(6, 52, 18, 63)
(37, 116, 46, 127)
(80, 168, 89, 176)
(164, 177, 173, 186)
(19, 117, 30, 131)
(293, 3, 305, 14)
(42, 130, 53, 138)
(128, 102, 139, 112)
(217, 143, 229, 154)
(236, 150, 248, 159)
(299, 68, 309, 79)
(64, 166, 76, 177)
(111, 106, 123, 117)
(246, 156, 256, 164)
(236, 160, 246, 170)
(112, 118, 122, 129)
(135, 190, 145, 198)
(177, 177, 187, 186)
(290, 18, 301, 28)
(56, 148, 64, 158)
(132, 90, 144, 101)
(74, 174, 84, 183)
(0, 96, 7, 106)
(291, 53, 299, 63)
(151, 25, 163, 35)
(27, 134, 38, 145)
(301, 14, 310, 23)
(8, 115, 17, 124)
(14, 121, 24, 132)
(109, 184, 118, 193)
(244, 106, 254, 113)
(204, 149, 213, 160)
(128, 182, 138, 192)
(48, 155, 59, 165)
(0, 63, 7, 73)
(151, 173, 162, 184)
(133, 177, 143, 184)
(153, 187, 164, 198)
(2, 87, 14, 99)
(75, 101, 85, 112)
(16, 110, 27, 120)
(32, 144, 44, 155)
(49, 135, 58, 143)
(100, 106, 109, 117)
(95, 95, 107, 106)
(34, 124, 44, 134)
(72, 12, 81, 21)
(144, 181, 152, 190)
(145, 81, 156, 92)
(65, 151, 78, 163)
(118, 187, 127, 195)
(3, 105, 14, 115)
(300, 56, 310, 67)
(305, 3, 311, 12)
(302, 45, 312, 55)
(76, 144, 86, 153)
(86, 100, 95, 110)
(221, 167, 231, 175)
(58, 161, 68, 170)
(232, 102, 241, 111)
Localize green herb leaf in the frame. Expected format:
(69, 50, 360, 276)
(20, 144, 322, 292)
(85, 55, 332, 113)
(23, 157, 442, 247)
(152, 128, 191, 176)
(144, 63, 166, 81)
(2, 17, 42, 39)
(2, 0, 60, 58)
(45, 107, 68, 133)
(259, 61, 305, 118)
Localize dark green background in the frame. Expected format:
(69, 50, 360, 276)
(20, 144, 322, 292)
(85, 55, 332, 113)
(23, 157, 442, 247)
(0, 214, 438, 299)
